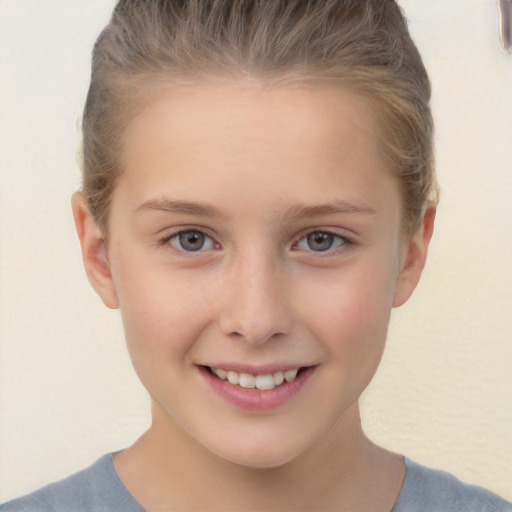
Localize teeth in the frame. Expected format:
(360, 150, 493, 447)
(215, 368, 227, 380)
(210, 367, 300, 389)
(239, 373, 256, 389)
(256, 374, 275, 391)
(284, 369, 298, 382)
(273, 371, 284, 386)
(226, 370, 239, 385)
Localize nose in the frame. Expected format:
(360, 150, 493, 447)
(217, 250, 293, 346)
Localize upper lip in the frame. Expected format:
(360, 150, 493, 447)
(200, 363, 315, 375)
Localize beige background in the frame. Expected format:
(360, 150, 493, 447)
(1, 0, 511, 502)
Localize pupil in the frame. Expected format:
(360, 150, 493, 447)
(307, 232, 333, 251)
(179, 231, 205, 251)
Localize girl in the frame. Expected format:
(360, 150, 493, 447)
(2, 1, 511, 511)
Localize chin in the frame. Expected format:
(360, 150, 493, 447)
(206, 435, 308, 470)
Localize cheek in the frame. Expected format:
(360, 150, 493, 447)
(114, 269, 217, 402)
(112, 257, 215, 357)
(296, 259, 396, 358)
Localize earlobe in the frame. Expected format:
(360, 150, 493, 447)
(71, 192, 119, 309)
(392, 206, 436, 308)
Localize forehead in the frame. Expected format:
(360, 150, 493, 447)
(116, 81, 398, 220)
(124, 81, 379, 153)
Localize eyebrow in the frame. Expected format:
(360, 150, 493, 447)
(135, 197, 376, 220)
(135, 198, 224, 218)
(283, 200, 377, 221)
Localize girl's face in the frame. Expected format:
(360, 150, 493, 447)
(77, 82, 430, 468)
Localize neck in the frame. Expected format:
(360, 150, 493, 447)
(114, 401, 404, 512)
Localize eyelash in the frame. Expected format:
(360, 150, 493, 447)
(291, 230, 352, 254)
(158, 228, 219, 253)
(157, 228, 353, 255)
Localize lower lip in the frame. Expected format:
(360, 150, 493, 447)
(199, 366, 316, 411)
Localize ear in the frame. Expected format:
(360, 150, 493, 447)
(71, 192, 119, 309)
(392, 206, 436, 308)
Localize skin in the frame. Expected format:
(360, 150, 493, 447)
(73, 81, 435, 511)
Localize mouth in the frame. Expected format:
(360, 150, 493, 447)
(200, 364, 316, 411)
(203, 365, 309, 390)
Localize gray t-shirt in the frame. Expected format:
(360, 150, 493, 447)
(2, 454, 511, 512)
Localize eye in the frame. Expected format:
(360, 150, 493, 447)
(168, 230, 216, 252)
(295, 231, 347, 252)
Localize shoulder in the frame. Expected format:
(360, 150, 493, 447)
(393, 458, 512, 512)
(0, 455, 144, 512)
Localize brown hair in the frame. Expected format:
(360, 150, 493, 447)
(81, 0, 438, 234)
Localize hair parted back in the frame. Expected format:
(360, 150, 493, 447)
(82, 0, 438, 234)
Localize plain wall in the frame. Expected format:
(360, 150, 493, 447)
(1, 0, 511, 502)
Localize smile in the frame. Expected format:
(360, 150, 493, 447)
(209, 367, 299, 390)
(201, 364, 315, 411)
